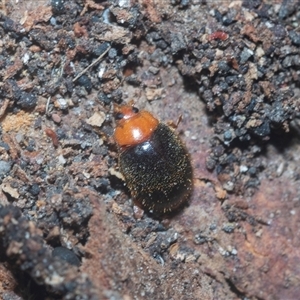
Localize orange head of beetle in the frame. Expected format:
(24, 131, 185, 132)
(114, 103, 159, 148)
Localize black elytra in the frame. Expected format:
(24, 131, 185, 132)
(119, 123, 193, 214)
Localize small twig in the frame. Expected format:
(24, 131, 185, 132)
(46, 96, 51, 115)
(72, 45, 111, 82)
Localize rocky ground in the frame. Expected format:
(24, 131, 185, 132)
(0, 0, 300, 299)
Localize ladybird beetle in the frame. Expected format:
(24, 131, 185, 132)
(114, 103, 193, 214)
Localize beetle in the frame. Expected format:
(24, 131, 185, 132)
(113, 103, 193, 215)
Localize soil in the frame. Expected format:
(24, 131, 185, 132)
(0, 0, 300, 299)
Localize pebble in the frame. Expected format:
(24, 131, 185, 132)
(108, 48, 118, 59)
(94, 42, 110, 56)
(0, 161, 12, 176)
(148, 66, 160, 74)
(52, 246, 81, 267)
(223, 130, 232, 141)
(52, 113, 61, 124)
(78, 75, 92, 93)
(289, 31, 300, 46)
(55, 97, 68, 110)
(51, 0, 65, 13)
(17, 92, 37, 109)
(240, 48, 254, 64)
(86, 111, 106, 127)
(223, 181, 234, 191)
(29, 183, 41, 196)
